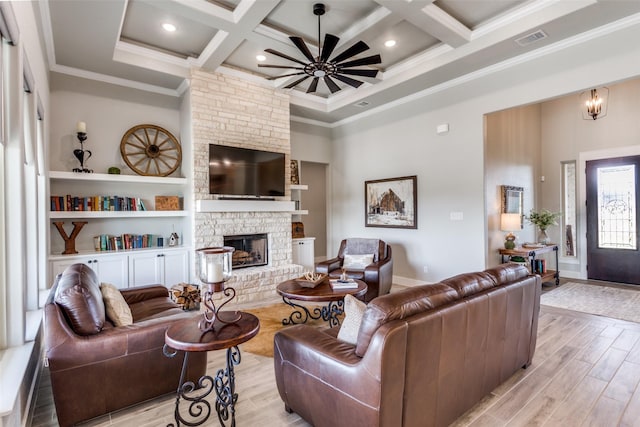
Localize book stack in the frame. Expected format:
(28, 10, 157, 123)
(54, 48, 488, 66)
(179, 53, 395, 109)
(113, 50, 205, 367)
(533, 259, 547, 274)
(330, 279, 358, 290)
(50, 195, 146, 212)
(94, 234, 156, 251)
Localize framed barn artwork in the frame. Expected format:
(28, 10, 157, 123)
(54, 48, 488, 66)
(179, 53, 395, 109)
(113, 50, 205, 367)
(365, 175, 417, 229)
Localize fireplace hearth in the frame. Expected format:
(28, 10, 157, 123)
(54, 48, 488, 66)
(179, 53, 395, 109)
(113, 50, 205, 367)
(223, 233, 268, 269)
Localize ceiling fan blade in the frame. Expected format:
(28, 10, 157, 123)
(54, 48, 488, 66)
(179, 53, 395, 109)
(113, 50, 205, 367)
(330, 40, 369, 64)
(266, 72, 304, 81)
(333, 74, 364, 89)
(284, 75, 311, 89)
(307, 77, 319, 93)
(338, 54, 382, 68)
(339, 68, 379, 78)
(265, 48, 307, 66)
(320, 34, 340, 62)
(323, 76, 341, 93)
(290, 36, 316, 63)
(258, 64, 304, 70)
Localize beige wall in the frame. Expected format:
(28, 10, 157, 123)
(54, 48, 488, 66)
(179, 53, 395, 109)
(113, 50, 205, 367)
(485, 105, 541, 267)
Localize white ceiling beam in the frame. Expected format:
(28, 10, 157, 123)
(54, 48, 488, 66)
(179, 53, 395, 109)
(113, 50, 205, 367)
(375, 0, 470, 47)
(199, 0, 281, 71)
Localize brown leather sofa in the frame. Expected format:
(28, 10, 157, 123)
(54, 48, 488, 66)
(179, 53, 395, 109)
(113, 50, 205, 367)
(44, 263, 207, 426)
(274, 263, 541, 427)
(315, 238, 393, 302)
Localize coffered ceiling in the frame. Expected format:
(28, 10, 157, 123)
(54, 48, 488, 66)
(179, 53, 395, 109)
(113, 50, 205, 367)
(38, 0, 640, 124)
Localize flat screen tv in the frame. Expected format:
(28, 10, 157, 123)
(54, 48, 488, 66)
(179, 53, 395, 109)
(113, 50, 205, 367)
(209, 144, 285, 197)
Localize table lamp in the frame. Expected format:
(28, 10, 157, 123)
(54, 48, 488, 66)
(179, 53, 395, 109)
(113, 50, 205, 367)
(196, 246, 240, 332)
(500, 213, 521, 249)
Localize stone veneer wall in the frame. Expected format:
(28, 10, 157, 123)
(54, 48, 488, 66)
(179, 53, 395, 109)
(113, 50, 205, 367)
(190, 69, 302, 304)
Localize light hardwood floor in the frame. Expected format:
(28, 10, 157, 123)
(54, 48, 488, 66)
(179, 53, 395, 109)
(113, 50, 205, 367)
(30, 281, 640, 427)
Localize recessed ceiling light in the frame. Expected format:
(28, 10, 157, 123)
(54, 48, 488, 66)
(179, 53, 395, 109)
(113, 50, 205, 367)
(256, 54, 266, 62)
(162, 23, 176, 32)
(384, 40, 396, 48)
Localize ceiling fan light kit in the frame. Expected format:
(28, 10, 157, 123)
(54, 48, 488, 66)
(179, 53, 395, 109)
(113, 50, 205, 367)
(258, 3, 381, 94)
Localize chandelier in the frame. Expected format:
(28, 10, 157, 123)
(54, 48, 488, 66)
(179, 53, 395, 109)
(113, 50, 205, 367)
(580, 87, 609, 120)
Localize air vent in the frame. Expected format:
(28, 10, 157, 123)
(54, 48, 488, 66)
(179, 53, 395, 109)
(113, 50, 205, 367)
(515, 30, 547, 47)
(354, 101, 370, 107)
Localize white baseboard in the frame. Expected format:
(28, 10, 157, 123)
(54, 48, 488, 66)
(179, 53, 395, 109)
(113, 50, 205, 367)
(393, 275, 432, 287)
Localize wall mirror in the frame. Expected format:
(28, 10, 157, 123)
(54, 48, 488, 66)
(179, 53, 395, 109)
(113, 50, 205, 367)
(501, 185, 524, 227)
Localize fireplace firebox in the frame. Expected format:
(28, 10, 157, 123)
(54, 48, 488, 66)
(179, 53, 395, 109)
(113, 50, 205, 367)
(223, 233, 268, 269)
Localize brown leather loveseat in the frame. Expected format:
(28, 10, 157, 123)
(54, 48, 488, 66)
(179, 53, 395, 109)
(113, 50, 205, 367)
(44, 263, 206, 426)
(274, 264, 541, 427)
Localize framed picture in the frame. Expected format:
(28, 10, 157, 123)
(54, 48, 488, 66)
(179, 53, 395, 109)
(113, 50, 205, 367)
(501, 185, 524, 228)
(365, 175, 417, 229)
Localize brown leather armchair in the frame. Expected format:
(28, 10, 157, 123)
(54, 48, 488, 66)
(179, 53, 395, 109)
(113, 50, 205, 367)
(315, 238, 393, 302)
(44, 263, 206, 426)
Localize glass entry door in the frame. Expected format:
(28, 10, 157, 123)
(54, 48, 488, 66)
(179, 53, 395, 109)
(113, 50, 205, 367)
(586, 156, 640, 284)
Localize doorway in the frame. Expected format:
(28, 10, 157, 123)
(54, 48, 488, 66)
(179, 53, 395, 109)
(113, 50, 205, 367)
(586, 155, 640, 284)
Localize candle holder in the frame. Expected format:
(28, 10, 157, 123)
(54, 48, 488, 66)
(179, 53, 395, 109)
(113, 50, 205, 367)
(72, 131, 93, 173)
(196, 246, 241, 332)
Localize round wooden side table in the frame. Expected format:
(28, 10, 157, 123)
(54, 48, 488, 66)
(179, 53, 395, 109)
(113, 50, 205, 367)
(276, 279, 367, 328)
(164, 312, 260, 427)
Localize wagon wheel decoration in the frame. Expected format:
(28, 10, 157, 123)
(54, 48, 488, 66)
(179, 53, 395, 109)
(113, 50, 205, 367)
(120, 124, 182, 176)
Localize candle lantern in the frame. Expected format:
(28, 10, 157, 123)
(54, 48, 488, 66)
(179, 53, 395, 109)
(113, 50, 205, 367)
(195, 246, 240, 331)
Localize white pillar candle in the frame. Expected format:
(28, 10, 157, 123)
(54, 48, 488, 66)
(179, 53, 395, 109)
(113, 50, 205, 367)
(76, 121, 86, 133)
(207, 262, 223, 282)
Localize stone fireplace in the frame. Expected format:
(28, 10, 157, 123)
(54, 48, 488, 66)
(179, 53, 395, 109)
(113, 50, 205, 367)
(189, 69, 303, 305)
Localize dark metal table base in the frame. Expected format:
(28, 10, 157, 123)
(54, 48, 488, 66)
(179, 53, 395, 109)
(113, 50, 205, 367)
(163, 345, 241, 427)
(281, 297, 344, 328)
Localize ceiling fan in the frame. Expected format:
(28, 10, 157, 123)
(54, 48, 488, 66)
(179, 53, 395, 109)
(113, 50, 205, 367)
(258, 3, 381, 94)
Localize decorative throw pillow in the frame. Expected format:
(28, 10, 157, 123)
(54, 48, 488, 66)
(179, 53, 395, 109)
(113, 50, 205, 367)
(337, 294, 367, 345)
(343, 253, 374, 270)
(100, 282, 133, 327)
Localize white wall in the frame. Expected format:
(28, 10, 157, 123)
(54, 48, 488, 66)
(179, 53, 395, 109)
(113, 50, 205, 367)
(329, 19, 640, 283)
(49, 73, 181, 174)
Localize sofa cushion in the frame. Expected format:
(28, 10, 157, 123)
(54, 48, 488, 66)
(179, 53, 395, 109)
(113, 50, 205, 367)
(100, 282, 133, 327)
(337, 294, 367, 345)
(54, 264, 105, 336)
(343, 253, 374, 270)
(355, 283, 459, 356)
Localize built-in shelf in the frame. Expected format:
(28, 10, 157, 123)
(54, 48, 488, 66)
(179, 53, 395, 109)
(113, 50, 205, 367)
(49, 170, 187, 185)
(49, 210, 189, 219)
(290, 184, 308, 191)
(292, 210, 309, 215)
(196, 199, 296, 213)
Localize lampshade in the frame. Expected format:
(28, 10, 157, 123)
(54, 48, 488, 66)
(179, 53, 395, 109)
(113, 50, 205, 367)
(580, 87, 608, 120)
(500, 213, 521, 231)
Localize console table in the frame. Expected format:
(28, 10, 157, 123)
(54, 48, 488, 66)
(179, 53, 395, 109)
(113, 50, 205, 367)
(499, 244, 559, 285)
(164, 312, 260, 427)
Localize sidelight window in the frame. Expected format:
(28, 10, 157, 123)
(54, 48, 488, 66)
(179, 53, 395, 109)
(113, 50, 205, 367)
(596, 164, 636, 250)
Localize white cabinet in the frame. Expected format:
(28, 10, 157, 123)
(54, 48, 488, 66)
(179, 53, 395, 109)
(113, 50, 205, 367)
(51, 254, 129, 288)
(292, 237, 315, 271)
(129, 248, 190, 287)
(50, 248, 189, 289)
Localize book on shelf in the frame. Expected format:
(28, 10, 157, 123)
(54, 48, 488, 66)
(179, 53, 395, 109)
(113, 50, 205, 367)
(330, 279, 358, 289)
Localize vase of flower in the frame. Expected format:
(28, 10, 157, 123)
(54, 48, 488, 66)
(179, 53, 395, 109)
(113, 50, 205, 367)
(526, 209, 561, 245)
(537, 228, 550, 245)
